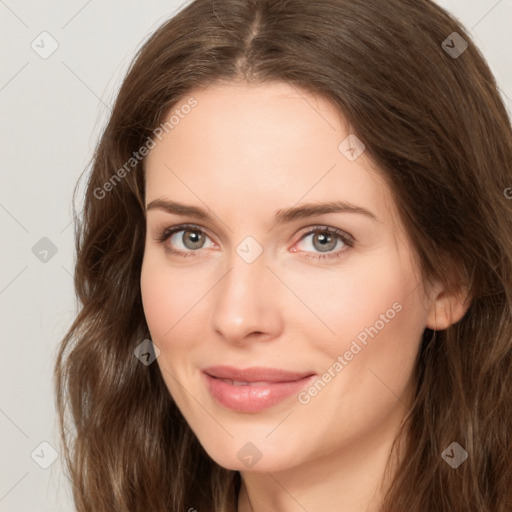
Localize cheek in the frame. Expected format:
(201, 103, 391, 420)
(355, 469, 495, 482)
(291, 261, 425, 453)
(140, 252, 204, 401)
(285, 248, 421, 347)
(140, 258, 171, 338)
(140, 251, 195, 341)
(302, 247, 427, 397)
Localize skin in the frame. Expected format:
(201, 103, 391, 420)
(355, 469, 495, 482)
(140, 81, 470, 512)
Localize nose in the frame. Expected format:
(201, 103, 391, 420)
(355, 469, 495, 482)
(209, 249, 284, 344)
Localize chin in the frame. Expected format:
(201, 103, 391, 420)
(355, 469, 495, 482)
(198, 436, 302, 473)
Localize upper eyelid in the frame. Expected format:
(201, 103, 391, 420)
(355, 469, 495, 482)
(158, 223, 216, 243)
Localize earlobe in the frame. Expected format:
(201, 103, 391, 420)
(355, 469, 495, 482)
(426, 287, 472, 330)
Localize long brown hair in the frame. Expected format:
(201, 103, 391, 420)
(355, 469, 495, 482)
(54, 0, 512, 510)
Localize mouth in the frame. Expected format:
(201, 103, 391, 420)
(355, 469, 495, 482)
(202, 366, 316, 413)
(212, 378, 294, 386)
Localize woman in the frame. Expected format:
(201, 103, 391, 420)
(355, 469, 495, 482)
(54, 0, 512, 511)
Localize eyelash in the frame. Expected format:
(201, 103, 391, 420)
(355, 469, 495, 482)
(154, 223, 355, 261)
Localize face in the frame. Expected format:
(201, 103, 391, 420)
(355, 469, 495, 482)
(140, 81, 433, 473)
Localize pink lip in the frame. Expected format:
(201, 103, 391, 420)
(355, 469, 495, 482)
(202, 365, 316, 413)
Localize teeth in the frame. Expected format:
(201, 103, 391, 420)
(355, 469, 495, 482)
(220, 378, 275, 386)
(232, 380, 250, 386)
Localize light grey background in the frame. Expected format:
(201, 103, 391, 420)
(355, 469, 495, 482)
(1, 1, 511, 510)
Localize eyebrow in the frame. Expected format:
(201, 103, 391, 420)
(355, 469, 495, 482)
(146, 198, 379, 225)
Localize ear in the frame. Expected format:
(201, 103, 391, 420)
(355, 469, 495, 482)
(425, 283, 472, 330)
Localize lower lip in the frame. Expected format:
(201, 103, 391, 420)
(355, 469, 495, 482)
(203, 372, 316, 413)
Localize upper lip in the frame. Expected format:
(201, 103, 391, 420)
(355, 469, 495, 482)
(203, 365, 315, 382)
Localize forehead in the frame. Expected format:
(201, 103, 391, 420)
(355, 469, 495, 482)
(144, 81, 397, 232)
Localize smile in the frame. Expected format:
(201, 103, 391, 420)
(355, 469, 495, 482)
(202, 366, 316, 413)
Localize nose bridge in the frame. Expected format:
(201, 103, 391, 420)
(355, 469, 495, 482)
(210, 243, 281, 341)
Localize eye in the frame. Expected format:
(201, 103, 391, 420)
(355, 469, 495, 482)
(154, 223, 355, 261)
(155, 224, 215, 257)
(292, 226, 354, 261)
